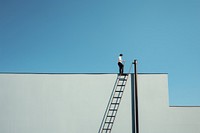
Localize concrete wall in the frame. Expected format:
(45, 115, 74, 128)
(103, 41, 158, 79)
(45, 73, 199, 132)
(1, 73, 200, 133)
(138, 74, 200, 133)
(0, 74, 132, 133)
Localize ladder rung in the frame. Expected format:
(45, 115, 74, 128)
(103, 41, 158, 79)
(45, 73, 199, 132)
(115, 91, 123, 92)
(105, 121, 113, 124)
(111, 102, 119, 105)
(118, 74, 128, 76)
(117, 85, 125, 86)
(107, 115, 115, 117)
(109, 109, 117, 111)
(103, 128, 111, 130)
(113, 96, 121, 98)
(119, 78, 127, 81)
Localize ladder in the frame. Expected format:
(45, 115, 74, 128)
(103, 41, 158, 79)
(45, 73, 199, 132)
(98, 74, 129, 133)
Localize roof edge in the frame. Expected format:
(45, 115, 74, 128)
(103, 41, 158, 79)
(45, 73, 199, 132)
(0, 72, 168, 75)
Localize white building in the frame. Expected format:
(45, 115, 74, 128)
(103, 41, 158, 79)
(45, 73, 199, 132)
(0, 73, 200, 133)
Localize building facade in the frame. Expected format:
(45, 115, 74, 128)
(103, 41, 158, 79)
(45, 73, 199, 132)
(0, 73, 200, 133)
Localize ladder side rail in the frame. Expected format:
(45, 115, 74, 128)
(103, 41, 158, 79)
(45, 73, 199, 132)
(109, 85, 127, 131)
(108, 105, 118, 131)
(107, 65, 131, 132)
(102, 79, 122, 132)
(108, 91, 121, 123)
(99, 63, 133, 133)
(98, 76, 120, 133)
(104, 95, 119, 132)
(105, 102, 118, 131)
(102, 75, 127, 132)
(103, 85, 123, 132)
(108, 75, 127, 131)
(118, 77, 127, 89)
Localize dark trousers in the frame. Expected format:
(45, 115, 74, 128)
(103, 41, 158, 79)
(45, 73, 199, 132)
(118, 62, 124, 74)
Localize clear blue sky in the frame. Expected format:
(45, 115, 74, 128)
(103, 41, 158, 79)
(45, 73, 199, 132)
(1, 0, 200, 106)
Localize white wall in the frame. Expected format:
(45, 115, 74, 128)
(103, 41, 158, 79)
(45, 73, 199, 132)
(1, 73, 200, 133)
(0, 74, 132, 133)
(138, 74, 200, 133)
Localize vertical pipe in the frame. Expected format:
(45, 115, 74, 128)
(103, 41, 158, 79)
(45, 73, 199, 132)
(134, 60, 139, 133)
(131, 73, 135, 133)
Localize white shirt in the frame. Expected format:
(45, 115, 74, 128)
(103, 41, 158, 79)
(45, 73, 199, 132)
(118, 56, 123, 63)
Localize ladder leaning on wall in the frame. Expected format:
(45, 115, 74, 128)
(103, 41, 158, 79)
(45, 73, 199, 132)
(98, 64, 133, 133)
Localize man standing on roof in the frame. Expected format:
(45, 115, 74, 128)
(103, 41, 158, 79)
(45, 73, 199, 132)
(118, 54, 125, 75)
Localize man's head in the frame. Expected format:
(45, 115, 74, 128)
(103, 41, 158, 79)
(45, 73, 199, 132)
(119, 54, 123, 56)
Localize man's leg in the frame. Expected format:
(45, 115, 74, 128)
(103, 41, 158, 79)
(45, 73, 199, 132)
(119, 63, 123, 74)
(121, 64, 124, 74)
(118, 63, 121, 74)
